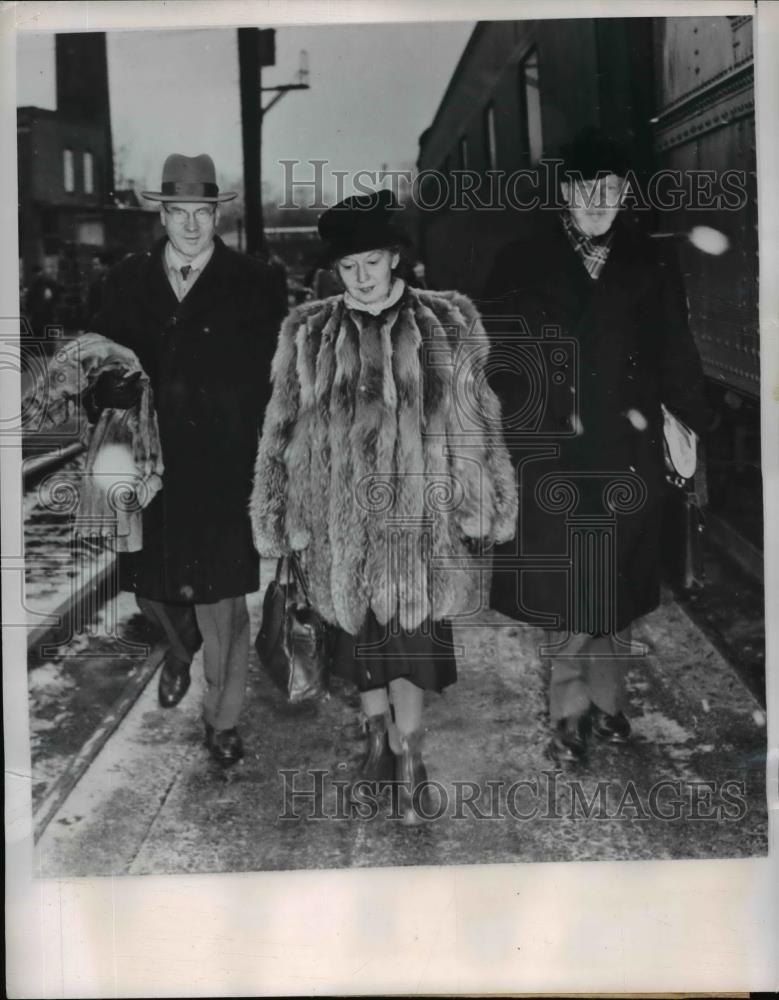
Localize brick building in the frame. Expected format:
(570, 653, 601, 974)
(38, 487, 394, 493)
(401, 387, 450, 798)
(18, 33, 159, 330)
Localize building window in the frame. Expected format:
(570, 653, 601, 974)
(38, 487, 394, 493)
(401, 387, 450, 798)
(519, 48, 543, 165)
(83, 151, 95, 194)
(483, 103, 498, 170)
(76, 219, 105, 246)
(63, 149, 75, 192)
(458, 135, 468, 170)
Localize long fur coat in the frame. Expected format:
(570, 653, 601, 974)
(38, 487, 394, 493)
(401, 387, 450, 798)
(250, 285, 517, 634)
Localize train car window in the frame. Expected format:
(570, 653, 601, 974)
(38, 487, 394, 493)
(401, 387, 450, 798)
(483, 101, 498, 171)
(519, 48, 543, 166)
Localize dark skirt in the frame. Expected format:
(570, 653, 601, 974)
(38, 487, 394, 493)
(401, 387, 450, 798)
(331, 610, 458, 693)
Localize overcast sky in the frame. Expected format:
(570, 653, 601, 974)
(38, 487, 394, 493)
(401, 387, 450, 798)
(17, 21, 474, 202)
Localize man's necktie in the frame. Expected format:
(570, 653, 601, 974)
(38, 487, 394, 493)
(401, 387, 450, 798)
(180, 265, 192, 281)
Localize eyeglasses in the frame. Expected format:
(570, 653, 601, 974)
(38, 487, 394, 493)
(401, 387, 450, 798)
(163, 206, 216, 224)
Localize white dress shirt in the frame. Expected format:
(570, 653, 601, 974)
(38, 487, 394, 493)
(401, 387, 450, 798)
(164, 240, 215, 301)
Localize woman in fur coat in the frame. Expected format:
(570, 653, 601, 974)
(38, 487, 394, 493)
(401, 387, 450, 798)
(250, 191, 517, 823)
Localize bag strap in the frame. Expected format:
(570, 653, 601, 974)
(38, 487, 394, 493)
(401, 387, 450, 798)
(289, 552, 313, 605)
(278, 556, 295, 592)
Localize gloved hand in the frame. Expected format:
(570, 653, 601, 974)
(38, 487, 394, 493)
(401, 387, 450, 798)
(83, 369, 143, 421)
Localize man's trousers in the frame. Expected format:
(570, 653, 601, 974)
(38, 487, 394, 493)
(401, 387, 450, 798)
(137, 595, 250, 730)
(545, 628, 636, 723)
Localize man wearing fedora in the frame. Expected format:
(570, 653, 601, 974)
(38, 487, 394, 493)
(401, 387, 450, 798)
(87, 153, 285, 765)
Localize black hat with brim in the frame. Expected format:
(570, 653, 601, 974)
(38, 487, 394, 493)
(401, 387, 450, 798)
(317, 189, 409, 262)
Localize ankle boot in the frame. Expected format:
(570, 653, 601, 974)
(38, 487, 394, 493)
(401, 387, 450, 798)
(348, 712, 394, 800)
(392, 729, 434, 826)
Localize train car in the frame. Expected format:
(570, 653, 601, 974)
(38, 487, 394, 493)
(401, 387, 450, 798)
(415, 15, 760, 547)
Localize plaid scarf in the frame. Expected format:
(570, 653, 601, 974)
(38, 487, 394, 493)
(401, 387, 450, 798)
(560, 211, 615, 281)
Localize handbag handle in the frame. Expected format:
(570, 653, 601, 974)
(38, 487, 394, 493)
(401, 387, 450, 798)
(288, 552, 314, 606)
(274, 554, 312, 604)
(274, 557, 295, 594)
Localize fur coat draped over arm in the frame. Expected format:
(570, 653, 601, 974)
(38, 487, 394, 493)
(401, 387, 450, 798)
(250, 286, 517, 633)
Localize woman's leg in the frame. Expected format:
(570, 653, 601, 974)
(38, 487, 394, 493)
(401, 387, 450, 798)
(360, 686, 390, 719)
(388, 677, 424, 749)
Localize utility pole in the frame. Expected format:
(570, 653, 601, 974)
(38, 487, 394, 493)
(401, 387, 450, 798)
(238, 28, 265, 256)
(237, 28, 310, 255)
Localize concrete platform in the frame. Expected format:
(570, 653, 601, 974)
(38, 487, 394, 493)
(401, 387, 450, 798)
(34, 563, 768, 878)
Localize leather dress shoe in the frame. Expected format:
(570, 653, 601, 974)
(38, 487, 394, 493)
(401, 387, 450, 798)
(590, 706, 631, 744)
(158, 654, 191, 708)
(547, 712, 590, 764)
(204, 723, 244, 766)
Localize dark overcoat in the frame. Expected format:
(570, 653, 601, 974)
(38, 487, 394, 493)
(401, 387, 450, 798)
(481, 215, 706, 633)
(91, 235, 284, 604)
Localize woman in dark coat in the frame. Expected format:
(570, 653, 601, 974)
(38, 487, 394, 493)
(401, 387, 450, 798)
(483, 129, 706, 763)
(251, 191, 516, 822)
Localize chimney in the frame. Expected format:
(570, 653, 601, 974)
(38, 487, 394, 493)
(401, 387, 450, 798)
(55, 32, 114, 202)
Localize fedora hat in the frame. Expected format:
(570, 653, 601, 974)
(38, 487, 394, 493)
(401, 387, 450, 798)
(142, 153, 237, 203)
(317, 189, 409, 261)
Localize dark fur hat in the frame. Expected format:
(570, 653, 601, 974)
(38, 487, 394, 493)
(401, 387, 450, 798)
(560, 127, 630, 180)
(317, 189, 409, 261)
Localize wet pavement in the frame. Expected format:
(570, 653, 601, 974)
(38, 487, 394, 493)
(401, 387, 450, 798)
(24, 449, 164, 810)
(27, 594, 158, 808)
(34, 562, 768, 878)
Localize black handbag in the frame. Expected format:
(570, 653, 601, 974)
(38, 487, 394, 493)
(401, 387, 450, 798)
(255, 555, 330, 703)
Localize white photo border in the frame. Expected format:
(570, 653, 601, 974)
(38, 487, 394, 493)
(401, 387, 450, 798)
(3, 0, 777, 996)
